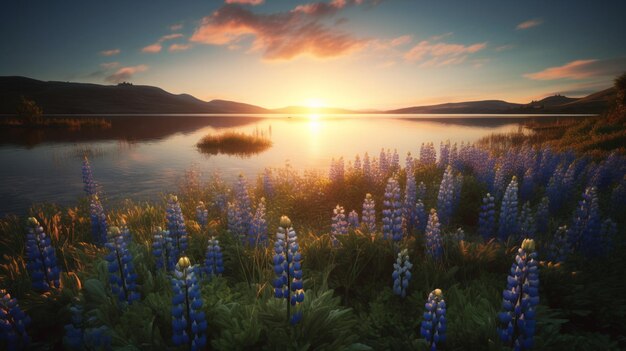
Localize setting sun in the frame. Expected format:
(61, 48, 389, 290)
(305, 98, 325, 109)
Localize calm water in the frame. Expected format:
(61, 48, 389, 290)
(0, 114, 582, 215)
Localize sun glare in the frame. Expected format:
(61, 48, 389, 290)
(305, 98, 325, 109)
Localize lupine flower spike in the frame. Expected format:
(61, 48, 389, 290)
(498, 176, 519, 241)
(105, 226, 140, 303)
(392, 249, 412, 298)
(152, 226, 175, 271)
(362, 193, 376, 235)
(421, 289, 446, 350)
(249, 197, 268, 247)
(382, 178, 403, 242)
(331, 205, 348, 246)
(171, 257, 207, 350)
(0, 289, 31, 351)
(347, 210, 359, 229)
(25, 217, 61, 292)
(167, 195, 188, 259)
(89, 195, 108, 245)
(196, 201, 208, 229)
(205, 236, 224, 278)
(81, 156, 97, 196)
(273, 216, 304, 325)
(497, 239, 539, 350)
(425, 209, 443, 260)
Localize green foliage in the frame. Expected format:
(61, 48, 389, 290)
(16, 96, 43, 125)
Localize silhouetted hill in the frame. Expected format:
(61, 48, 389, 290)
(0, 76, 270, 114)
(387, 100, 521, 114)
(271, 106, 360, 114)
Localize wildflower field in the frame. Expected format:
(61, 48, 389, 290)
(1, 132, 626, 350)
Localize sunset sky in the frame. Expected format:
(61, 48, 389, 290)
(2, 0, 626, 109)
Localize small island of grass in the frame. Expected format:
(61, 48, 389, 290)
(196, 131, 272, 157)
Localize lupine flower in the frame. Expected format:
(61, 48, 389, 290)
(331, 205, 348, 245)
(353, 154, 362, 172)
(519, 202, 536, 239)
(329, 157, 345, 183)
(171, 257, 207, 350)
(263, 168, 274, 197)
(567, 187, 602, 256)
(361, 193, 376, 234)
(452, 227, 465, 242)
(166, 195, 188, 258)
(379, 149, 389, 175)
(405, 152, 414, 173)
(420, 142, 437, 165)
(89, 195, 108, 245)
(273, 216, 305, 325)
(81, 156, 97, 196)
(392, 249, 412, 298)
(363, 152, 372, 180)
(520, 168, 534, 204)
(205, 237, 224, 278)
(420, 289, 446, 350)
(196, 201, 208, 229)
(497, 239, 539, 350)
(0, 289, 31, 351)
(439, 141, 450, 168)
(229, 175, 253, 242)
(390, 149, 400, 172)
(415, 199, 427, 233)
(105, 226, 140, 303)
(347, 210, 359, 229)
(153, 226, 175, 271)
(404, 169, 417, 231)
(437, 166, 455, 225)
(382, 178, 403, 242)
(535, 197, 550, 235)
(417, 182, 427, 201)
(64, 297, 84, 349)
(498, 176, 519, 241)
(25, 217, 61, 292)
(425, 209, 443, 259)
(248, 197, 268, 247)
(478, 193, 496, 240)
(547, 226, 570, 263)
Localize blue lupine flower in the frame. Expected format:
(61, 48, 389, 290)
(196, 201, 208, 229)
(379, 149, 389, 175)
(166, 195, 188, 258)
(497, 239, 539, 350)
(546, 165, 565, 215)
(420, 142, 437, 165)
(417, 181, 427, 201)
(439, 141, 450, 168)
(420, 289, 446, 350)
(405, 152, 414, 174)
(0, 289, 31, 351)
(567, 187, 602, 256)
(425, 209, 443, 259)
(362, 193, 376, 234)
(25, 217, 61, 292)
(498, 176, 519, 241)
(353, 154, 362, 172)
(535, 197, 550, 235)
(547, 226, 570, 263)
(171, 257, 208, 350)
(382, 178, 403, 242)
(273, 216, 305, 325)
(263, 168, 274, 197)
(105, 226, 140, 303)
(81, 156, 97, 197)
(89, 195, 108, 245)
(331, 205, 348, 245)
(205, 236, 224, 278)
(63, 297, 84, 350)
(153, 226, 175, 271)
(520, 168, 534, 204)
(363, 153, 372, 180)
(229, 175, 253, 242)
(478, 193, 496, 240)
(347, 210, 359, 229)
(392, 249, 412, 298)
(415, 199, 427, 233)
(519, 202, 536, 240)
(248, 197, 268, 247)
(390, 149, 400, 173)
(404, 169, 417, 231)
(437, 166, 455, 225)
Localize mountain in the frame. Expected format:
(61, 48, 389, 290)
(0, 76, 616, 115)
(0, 76, 270, 114)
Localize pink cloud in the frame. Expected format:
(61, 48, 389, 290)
(390, 35, 411, 47)
(524, 58, 626, 80)
(100, 49, 120, 56)
(170, 23, 183, 31)
(404, 40, 486, 67)
(100, 62, 120, 69)
(516, 18, 543, 30)
(169, 43, 193, 52)
(225, 0, 264, 4)
(160, 33, 184, 41)
(142, 43, 162, 53)
(106, 65, 148, 83)
(190, 2, 375, 60)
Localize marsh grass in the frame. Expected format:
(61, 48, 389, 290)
(196, 131, 272, 157)
(0, 116, 112, 130)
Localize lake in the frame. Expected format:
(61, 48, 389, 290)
(0, 114, 585, 216)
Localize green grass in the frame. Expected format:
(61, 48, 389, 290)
(196, 131, 272, 157)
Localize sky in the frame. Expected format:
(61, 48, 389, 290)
(2, 0, 626, 110)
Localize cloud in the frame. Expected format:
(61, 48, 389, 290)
(100, 49, 120, 56)
(495, 44, 514, 52)
(516, 18, 542, 30)
(142, 43, 162, 53)
(169, 43, 193, 52)
(105, 65, 148, 83)
(390, 35, 411, 47)
(225, 0, 264, 4)
(524, 58, 626, 80)
(170, 23, 183, 31)
(189, 2, 376, 60)
(404, 40, 486, 67)
(100, 62, 120, 69)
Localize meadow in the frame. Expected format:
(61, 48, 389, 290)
(1, 124, 625, 350)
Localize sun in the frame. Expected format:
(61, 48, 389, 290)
(305, 98, 325, 109)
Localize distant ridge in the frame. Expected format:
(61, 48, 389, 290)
(0, 76, 615, 115)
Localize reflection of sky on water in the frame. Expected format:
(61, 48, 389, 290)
(0, 115, 574, 215)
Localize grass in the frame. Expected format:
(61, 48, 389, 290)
(0, 116, 112, 130)
(196, 131, 272, 157)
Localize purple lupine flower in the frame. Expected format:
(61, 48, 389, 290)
(248, 197, 268, 247)
(382, 178, 403, 242)
(205, 237, 224, 278)
(81, 156, 97, 197)
(362, 193, 376, 234)
(420, 289, 446, 350)
(519, 202, 536, 240)
(437, 166, 455, 226)
(404, 169, 417, 231)
(392, 249, 412, 298)
(547, 226, 570, 263)
(478, 193, 496, 240)
(425, 209, 443, 259)
(196, 201, 208, 229)
(273, 216, 304, 325)
(25, 217, 61, 292)
(0, 289, 31, 351)
(347, 210, 359, 229)
(153, 226, 175, 271)
(167, 195, 188, 257)
(171, 257, 207, 350)
(498, 176, 519, 241)
(105, 226, 140, 303)
(415, 199, 427, 233)
(89, 195, 108, 245)
(331, 205, 348, 245)
(568, 187, 602, 256)
(535, 197, 550, 235)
